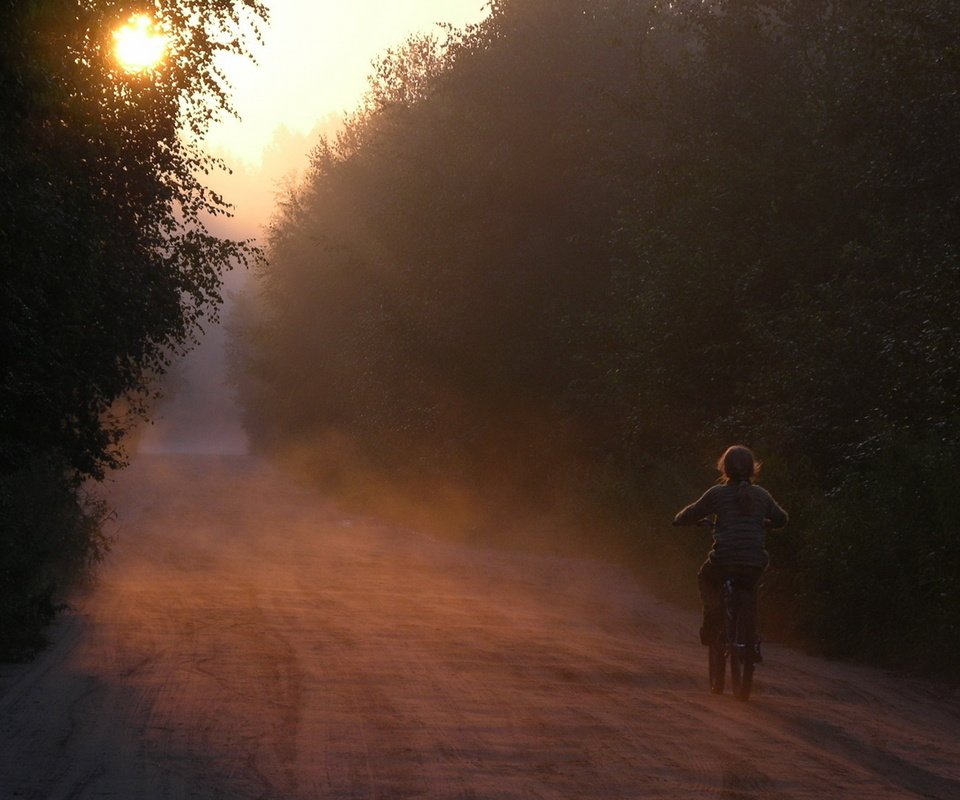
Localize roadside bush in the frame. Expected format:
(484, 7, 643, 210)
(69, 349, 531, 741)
(0, 458, 110, 660)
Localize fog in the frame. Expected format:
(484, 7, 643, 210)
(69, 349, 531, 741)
(135, 313, 248, 456)
(136, 118, 341, 457)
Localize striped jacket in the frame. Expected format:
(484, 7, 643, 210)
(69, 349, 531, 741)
(674, 483, 788, 568)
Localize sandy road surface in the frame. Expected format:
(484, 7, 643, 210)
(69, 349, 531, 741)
(1, 455, 958, 799)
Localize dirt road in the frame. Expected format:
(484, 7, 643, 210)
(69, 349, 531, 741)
(1, 454, 958, 799)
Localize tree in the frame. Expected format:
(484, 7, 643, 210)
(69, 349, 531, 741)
(0, 0, 267, 656)
(238, 0, 960, 672)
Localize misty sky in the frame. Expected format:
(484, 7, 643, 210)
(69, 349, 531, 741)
(206, 0, 491, 167)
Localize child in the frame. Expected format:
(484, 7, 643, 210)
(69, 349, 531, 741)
(672, 445, 788, 652)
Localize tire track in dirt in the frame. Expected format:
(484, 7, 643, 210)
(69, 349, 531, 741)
(0, 453, 958, 799)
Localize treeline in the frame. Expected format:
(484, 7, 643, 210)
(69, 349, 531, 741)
(0, 1, 266, 658)
(237, 0, 959, 674)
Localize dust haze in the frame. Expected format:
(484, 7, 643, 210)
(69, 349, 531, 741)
(135, 117, 341, 458)
(3, 452, 958, 798)
(4, 164, 958, 796)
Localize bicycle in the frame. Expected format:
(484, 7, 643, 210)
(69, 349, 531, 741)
(695, 519, 761, 701)
(708, 570, 759, 700)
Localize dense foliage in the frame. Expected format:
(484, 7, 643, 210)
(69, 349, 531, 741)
(1, 0, 266, 658)
(239, 0, 959, 674)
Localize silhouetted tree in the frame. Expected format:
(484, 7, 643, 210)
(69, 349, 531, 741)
(238, 0, 959, 673)
(0, 0, 267, 657)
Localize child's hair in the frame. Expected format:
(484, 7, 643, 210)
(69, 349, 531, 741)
(717, 445, 760, 514)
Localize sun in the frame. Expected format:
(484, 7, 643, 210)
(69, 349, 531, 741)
(113, 14, 167, 72)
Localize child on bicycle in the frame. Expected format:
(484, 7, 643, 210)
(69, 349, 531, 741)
(672, 445, 788, 655)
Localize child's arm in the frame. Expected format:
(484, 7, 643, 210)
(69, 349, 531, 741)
(672, 488, 717, 526)
(764, 492, 789, 529)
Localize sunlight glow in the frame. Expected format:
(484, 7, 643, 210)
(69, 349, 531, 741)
(203, 0, 491, 165)
(113, 15, 167, 72)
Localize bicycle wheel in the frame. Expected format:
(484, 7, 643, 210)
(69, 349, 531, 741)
(730, 591, 755, 701)
(730, 645, 753, 700)
(708, 640, 726, 694)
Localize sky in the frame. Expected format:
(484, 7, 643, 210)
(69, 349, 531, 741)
(205, 0, 491, 167)
(195, 0, 492, 244)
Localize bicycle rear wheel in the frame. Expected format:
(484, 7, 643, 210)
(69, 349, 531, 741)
(730, 645, 753, 700)
(731, 588, 755, 701)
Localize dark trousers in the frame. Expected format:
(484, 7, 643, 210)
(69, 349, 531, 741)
(697, 560, 764, 638)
